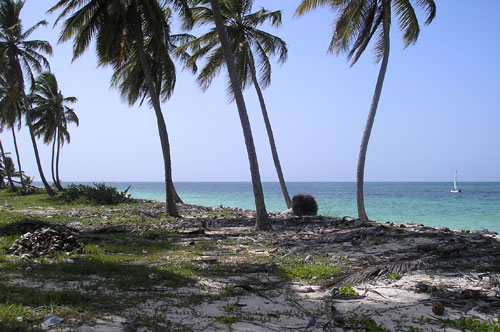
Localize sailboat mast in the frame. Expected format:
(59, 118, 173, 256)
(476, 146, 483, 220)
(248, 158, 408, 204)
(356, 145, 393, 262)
(453, 171, 458, 190)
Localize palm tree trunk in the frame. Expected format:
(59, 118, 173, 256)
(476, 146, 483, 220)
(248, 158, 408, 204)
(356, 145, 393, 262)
(210, 0, 271, 230)
(11, 129, 25, 191)
(51, 132, 57, 187)
(248, 58, 291, 209)
(0, 138, 17, 191)
(132, 21, 178, 217)
(356, 0, 391, 222)
(55, 134, 63, 190)
(23, 95, 56, 196)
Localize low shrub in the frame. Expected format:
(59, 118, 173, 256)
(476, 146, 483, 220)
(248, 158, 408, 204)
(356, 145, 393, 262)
(291, 194, 318, 216)
(61, 183, 129, 205)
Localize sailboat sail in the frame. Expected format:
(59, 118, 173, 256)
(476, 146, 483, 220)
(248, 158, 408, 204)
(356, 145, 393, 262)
(451, 171, 461, 193)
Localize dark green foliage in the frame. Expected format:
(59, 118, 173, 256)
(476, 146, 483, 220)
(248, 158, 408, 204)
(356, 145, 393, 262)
(291, 194, 318, 216)
(60, 183, 129, 205)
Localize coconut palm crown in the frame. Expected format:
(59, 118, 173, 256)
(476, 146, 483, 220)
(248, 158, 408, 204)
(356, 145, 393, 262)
(295, 0, 436, 65)
(296, 0, 436, 221)
(179, 0, 287, 95)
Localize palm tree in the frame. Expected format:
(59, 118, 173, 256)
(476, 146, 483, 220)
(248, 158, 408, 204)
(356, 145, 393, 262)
(0, 66, 26, 191)
(0, 0, 55, 196)
(31, 71, 78, 190)
(0, 137, 16, 190)
(49, 0, 192, 216)
(179, 0, 292, 208)
(0, 70, 17, 191)
(0, 151, 15, 187)
(296, 0, 436, 221)
(0, 92, 26, 191)
(208, 0, 271, 230)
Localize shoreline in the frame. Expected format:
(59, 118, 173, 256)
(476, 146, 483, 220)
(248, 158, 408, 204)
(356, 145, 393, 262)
(29, 182, 500, 234)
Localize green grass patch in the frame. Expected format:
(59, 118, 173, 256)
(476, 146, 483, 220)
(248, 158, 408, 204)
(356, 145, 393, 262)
(32, 257, 194, 290)
(0, 303, 45, 332)
(438, 317, 500, 332)
(0, 283, 93, 308)
(275, 255, 343, 281)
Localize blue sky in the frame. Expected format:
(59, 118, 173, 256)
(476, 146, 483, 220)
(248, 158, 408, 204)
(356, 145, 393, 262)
(3, 0, 499, 182)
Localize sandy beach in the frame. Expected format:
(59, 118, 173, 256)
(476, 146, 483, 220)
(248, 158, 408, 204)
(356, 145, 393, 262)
(1, 197, 499, 331)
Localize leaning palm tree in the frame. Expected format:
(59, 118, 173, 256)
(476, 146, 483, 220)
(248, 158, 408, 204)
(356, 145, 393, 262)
(31, 71, 78, 190)
(49, 0, 192, 216)
(0, 0, 55, 196)
(208, 0, 271, 230)
(179, 0, 292, 208)
(296, 0, 436, 221)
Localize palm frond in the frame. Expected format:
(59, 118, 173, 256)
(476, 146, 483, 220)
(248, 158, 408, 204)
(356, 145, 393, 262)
(295, 0, 332, 17)
(416, 0, 436, 25)
(393, 0, 420, 48)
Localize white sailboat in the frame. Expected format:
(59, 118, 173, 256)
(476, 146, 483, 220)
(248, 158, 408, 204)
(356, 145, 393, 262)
(451, 170, 461, 193)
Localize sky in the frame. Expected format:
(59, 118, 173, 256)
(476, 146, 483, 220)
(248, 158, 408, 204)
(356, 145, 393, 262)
(2, 0, 499, 182)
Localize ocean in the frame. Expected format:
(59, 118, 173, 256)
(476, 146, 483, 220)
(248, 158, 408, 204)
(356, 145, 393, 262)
(56, 181, 500, 233)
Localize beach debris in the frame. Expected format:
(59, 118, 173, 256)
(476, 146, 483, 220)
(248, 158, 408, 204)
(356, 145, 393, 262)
(5, 227, 82, 257)
(41, 315, 63, 328)
(279, 208, 293, 216)
(121, 185, 132, 198)
(291, 194, 318, 216)
(432, 302, 445, 315)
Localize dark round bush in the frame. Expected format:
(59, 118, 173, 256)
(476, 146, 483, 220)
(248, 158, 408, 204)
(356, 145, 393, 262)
(291, 194, 318, 216)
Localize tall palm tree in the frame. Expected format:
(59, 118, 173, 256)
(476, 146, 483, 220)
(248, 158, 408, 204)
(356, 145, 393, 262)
(0, 70, 17, 191)
(50, 0, 192, 216)
(0, 64, 26, 191)
(31, 71, 78, 190)
(0, 0, 55, 196)
(209, 0, 271, 230)
(296, 0, 436, 221)
(179, 0, 292, 208)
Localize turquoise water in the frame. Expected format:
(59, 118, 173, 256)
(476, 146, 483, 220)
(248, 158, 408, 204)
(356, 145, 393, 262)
(53, 182, 500, 233)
